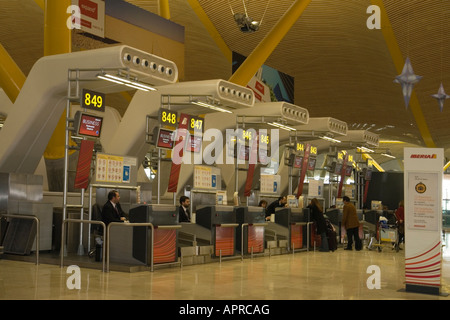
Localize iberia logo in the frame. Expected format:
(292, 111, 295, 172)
(410, 154, 437, 159)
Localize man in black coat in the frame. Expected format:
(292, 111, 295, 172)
(101, 190, 126, 227)
(179, 196, 191, 222)
(265, 196, 287, 220)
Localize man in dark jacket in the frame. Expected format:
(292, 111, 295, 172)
(179, 196, 191, 222)
(265, 196, 287, 220)
(101, 190, 126, 227)
(342, 196, 362, 250)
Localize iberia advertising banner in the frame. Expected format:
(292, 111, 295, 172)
(403, 148, 443, 295)
(71, 0, 105, 38)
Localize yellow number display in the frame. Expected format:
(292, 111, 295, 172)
(84, 93, 103, 108)
(260, 134, 270, 145)
(161, 111, 177, 125)
(190, 118, 203, 130)
(82, 89, 105, 112)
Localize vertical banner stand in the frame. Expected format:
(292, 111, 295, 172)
(403, 148, 447, 296)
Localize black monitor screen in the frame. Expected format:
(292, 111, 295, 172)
(187, 135, 202, 153)
(307, 158, 316, 171)
(345, 165, 353, 176)
(294, 156, 303, 168)
(156, 128, 175, 149)
(77, 113, 103, 138)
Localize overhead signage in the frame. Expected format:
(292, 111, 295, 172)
(158, 110, 205, 134)
(81, 88, 105, 112)
(159, 109, 178, 127)
(189, 115, 204, 133)
(71, 0, 105, 38)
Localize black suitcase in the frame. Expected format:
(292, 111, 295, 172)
(327, 230, 337, 252)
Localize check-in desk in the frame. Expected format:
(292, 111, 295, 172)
(129, 204, 180, 265)
(235, 206, 267, 257)
(267, 207, 311, 251)
(195, 205, 238, 258)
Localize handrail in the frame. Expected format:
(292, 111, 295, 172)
(1, 214, 40, 265)
(155, 225, 182, 230)
(106, 222, 154, 272)
(60, 218, 106, 272)
(241, 222, 268, 260)
(216, 223, 239, 228)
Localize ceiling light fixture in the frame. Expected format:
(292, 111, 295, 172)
(191, 100, 233, 114)
(97, 73, 157, 92)
(320, 135, 341, 143)
(268, 122, 296, 132)
(234, 13, 260, 33)
(358, 146, 375, 153)
(229, 0, 270, 33)
(381, 152, 396, 159)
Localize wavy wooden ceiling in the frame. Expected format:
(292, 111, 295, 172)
(2, 0, 450, 167)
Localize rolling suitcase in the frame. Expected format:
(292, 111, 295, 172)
(325, 219, 337, 252)
(327, 230, 337, 252)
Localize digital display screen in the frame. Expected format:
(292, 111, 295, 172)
(365, 168, 372, 181)
(334, 163, 343, 175)
(156, 128, 175, 149)
(238, 145, 249, 161)
(187, 135, 202, 153)
(345, 165, 353, 176)
(294, 156, 303, 168)
(77, 113, 103, 138)
(307, 158, 316, 171)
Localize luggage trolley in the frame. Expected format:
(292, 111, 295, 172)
(369, 220, 399, 252)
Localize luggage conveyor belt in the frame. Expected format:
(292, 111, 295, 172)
(264, 222, 289, 240)
(179, 223, 215, 246)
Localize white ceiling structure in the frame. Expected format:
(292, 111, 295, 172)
(2, 0, 450, 171)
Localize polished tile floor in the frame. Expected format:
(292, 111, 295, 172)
(1, 246, 450, 301)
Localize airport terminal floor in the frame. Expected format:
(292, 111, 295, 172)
(2, 245, 450, 301)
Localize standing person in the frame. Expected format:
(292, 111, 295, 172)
(265, 196, 287, 220)
(179, 196, 191, 222)
(307, 198, 329, 252)
(342, 196, 362, 251)
(101, 190, 126, 227)
(395, 200, 405, 248)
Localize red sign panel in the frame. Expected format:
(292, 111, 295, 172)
(79, 0, 98, 19)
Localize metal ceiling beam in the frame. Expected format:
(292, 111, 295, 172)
(187, 0, 232, 63)
(158, 0, 171, 20)
(228, 0, 312, 87)
(371, 0, 436, 148)
(361, 152, 385, 173)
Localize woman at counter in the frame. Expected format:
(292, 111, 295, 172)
(307, 198, 329, 252)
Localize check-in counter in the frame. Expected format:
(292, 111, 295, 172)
(195, 205, 238, 258)
(235, 206, 267, 256)
(267, 207, 311, 251)
(129, 204, 180, 265)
